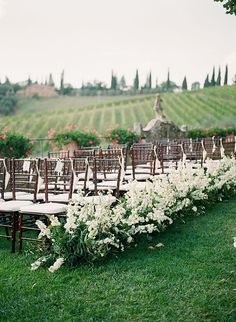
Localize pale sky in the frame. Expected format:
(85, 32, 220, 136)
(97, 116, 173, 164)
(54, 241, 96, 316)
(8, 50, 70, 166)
(0, 0, 236, 88)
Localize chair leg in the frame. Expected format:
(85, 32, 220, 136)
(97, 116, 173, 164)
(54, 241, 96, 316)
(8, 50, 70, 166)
(11, 212, 17, 253)
(18, 212, 23, 253)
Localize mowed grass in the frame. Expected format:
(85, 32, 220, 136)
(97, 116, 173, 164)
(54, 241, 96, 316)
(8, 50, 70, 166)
(1, 85, 236, 141)
(0, 198, 236, 321)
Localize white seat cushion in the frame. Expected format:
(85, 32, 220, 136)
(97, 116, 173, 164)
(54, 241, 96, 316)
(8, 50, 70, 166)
(16, 193, 45, 201)
(125, 173, 151, 181)
(97, 181, 118, 188)
(3, 191, 29, 201)
(20, 202, 67, 214)
(0, 200, 33, 212)
(48, 193, 81, 203)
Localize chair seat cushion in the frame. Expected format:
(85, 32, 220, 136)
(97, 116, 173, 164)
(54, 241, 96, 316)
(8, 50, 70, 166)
(48, 193, 81, 203)
(16, 193, 45, 201)
(20, 202, 67, 214)
(125, 173, 151, 181)
(3, 191, 29, 201)
(0, 200, 33, 212)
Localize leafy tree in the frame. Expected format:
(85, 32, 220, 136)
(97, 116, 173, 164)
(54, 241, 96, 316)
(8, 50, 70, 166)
(211, 67, 216, 86)
(160, 80, 178, 92)
(0, 96, 17, 115)
(214, 0, 236, 15)
(216, 67, 221, 86)
(182, 76, 188, 91)
(204, 74, 210, 88)
(224, 64, 228, 85)
(119, 75, 127, 90)
(133, 69, 139, 91)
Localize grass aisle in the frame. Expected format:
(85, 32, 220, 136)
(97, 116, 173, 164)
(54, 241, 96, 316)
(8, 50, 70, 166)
(0, 198, 236, 321)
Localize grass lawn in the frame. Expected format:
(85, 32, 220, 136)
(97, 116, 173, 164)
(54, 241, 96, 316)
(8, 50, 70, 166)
(0, 198, 236, 321)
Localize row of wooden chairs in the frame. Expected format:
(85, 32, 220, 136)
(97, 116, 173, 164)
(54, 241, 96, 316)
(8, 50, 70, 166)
(0, 157, 125, 252)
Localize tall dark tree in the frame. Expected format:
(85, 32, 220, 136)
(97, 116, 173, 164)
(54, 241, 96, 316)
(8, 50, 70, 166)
(4, 77, 10, 85)
(224, 64, 228, 85)
(182, 76, 188, 91)
(148, 72, 152, 89)
(166, 70, 171, 91)
(48, 73, 55, 87)
(27, 76, 32, 86)
(211, 67, 216, 86)
(216, 67, 221, 86)
(204, 74, 210, 88)
(133, 69, 139, 91)
(110, 71, 117, 90)
(60, 70, 64, 95)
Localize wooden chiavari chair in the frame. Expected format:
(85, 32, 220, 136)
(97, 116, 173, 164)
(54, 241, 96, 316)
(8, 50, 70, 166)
(48, 150, 69, 159)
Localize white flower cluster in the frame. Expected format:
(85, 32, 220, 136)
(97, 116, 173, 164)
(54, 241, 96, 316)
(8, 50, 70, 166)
(32, 157, 236, 272)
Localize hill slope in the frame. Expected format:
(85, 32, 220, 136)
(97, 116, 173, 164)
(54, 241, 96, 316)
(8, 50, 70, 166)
(1, 86, 236, 139)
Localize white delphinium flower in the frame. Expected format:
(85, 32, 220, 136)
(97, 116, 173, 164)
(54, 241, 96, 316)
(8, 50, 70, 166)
(233, 237, 236, 248)
(36, 220, 51, 239)
(48, 257, 64, 273)
(192, 206, 197, 212)
(49, 215, 61, 227)
(31, 256, 47, 271)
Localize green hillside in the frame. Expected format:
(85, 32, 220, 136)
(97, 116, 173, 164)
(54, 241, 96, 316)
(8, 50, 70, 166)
(1, 86, 236, 140)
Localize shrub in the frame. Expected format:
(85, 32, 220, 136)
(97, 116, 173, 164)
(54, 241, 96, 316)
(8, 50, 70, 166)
(0, 132, 33, 158)
(105, 128, 140, 147)
(53, 129, 100, 148)
(0, 96, 17, 115)
(187, 127, 236, 139)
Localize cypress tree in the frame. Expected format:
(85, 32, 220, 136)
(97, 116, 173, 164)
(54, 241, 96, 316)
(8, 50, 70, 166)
(182, 76, 188, 91)
(48, 73, 55, 87)
(148, 72, 152, 89)
(216, 67, 221, 86)
(204, 74, 210, 88)
(166, 70, 171, 91)
(110, 70, 117, 90)
(60, 70, 64, 95)
(211, 67, 216, 86)
(27, 76, 32, 86)
(224, 64, 228, 85)
(133, 69, 139, 91)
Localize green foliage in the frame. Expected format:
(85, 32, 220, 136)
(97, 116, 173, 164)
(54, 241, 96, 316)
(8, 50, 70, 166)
(187, 127, 236, 138)
(0, 131, 33, 158)
(0, 96, 17, 115)
(105, 127, 140, 147)
(53, 129, 100, 148)
(214, 0, 236, 15)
